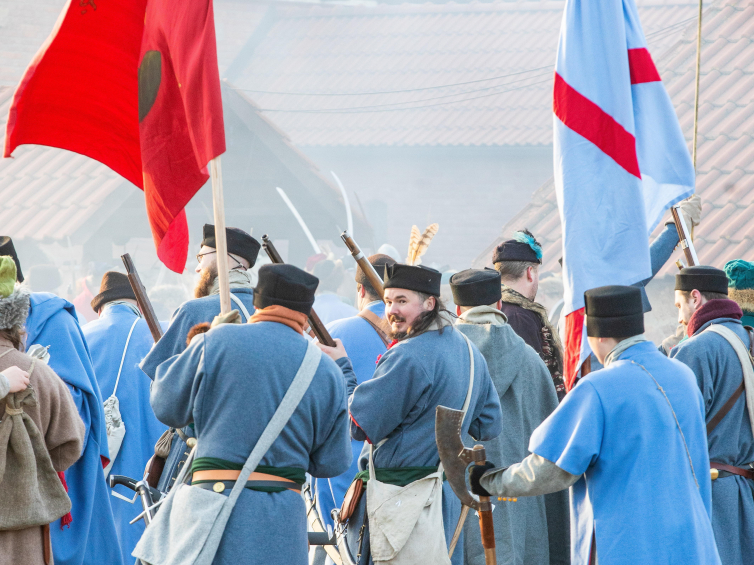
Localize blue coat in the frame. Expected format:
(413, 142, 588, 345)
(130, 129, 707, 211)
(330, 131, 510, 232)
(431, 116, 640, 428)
(83, 304, 168, 565)
(150, 321, 352, 565)
(140, 288, 255, 493)
(25, 293, 123, 565)
(534, 342, 719, 565)
(316, 301, 388, 528)
(671, 318, 754, 565)
(345, 323, 503, 565)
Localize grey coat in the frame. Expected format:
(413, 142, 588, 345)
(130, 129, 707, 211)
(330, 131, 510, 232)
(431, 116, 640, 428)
(456, 307, 569, 565)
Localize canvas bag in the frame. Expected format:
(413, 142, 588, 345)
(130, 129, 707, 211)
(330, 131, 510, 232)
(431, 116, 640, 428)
(133, 340, 321, 565)
(103, 317, 140, 477)
(366, 333, 476, 565)
(0, 355, 72, 529)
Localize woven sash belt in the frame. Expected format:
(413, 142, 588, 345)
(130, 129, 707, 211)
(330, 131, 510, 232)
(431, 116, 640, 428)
(192, 470, 301, 493)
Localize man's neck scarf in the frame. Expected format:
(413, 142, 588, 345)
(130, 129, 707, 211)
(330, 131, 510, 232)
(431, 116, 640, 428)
(249, 305, 308, 335)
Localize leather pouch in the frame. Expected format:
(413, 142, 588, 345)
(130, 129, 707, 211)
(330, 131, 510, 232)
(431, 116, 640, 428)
(339, 477, 364, 522)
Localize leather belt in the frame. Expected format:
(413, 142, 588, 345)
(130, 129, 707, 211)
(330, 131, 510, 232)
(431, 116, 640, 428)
(192, 470, 301, 493)
(710, 462, 754, 480)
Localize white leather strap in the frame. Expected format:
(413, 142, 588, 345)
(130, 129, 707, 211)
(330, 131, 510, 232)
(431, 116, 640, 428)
(112, 318, 140, 398)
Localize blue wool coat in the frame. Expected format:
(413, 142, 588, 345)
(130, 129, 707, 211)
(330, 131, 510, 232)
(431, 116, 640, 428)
(25, 293, 124, 565)
(345, 324, 503, 565)
(83, 304, 168, 565)
(671, 318, 754, 565)
(140, 288, 255, 493)
(316, 301, 389, 528)
(535, 342, 719, 565)
(140, 288, 255, 379)
(150, 321, 352, 565)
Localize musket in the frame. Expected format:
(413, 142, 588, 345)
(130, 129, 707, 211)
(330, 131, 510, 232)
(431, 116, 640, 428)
(341, 230, 384, 300)
(670, 204, 699, 269)
(261, 235, 336, 347)
(121, 253, 163, 342)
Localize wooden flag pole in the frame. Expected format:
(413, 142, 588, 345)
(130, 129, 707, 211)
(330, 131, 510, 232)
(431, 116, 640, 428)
(210, 156, 231, 315)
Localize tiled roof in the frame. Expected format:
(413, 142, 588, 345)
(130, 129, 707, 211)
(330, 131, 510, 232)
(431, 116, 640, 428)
(0, 86, 134, 242)
(473, 0, 754, 273)
(228, 0, 699, 147)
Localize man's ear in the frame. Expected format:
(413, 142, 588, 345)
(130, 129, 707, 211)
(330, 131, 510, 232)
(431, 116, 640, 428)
(496, 300, 502, 310)
(691, 289, 702, 306)
(357, 284, 366, 298)
(426, 295, 437, 311)
(527, 266, 535, 283)
(456, 305, 462, 316)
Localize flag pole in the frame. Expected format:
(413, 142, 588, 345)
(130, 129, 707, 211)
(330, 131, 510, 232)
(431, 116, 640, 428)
(691, 0, 704, 170)
(210, 156, 231, 315)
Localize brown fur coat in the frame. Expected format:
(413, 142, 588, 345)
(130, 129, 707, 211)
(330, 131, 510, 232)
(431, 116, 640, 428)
(0, 337, 85, 565)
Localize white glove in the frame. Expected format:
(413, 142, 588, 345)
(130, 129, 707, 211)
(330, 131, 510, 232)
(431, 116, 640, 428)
(677, 195, 702, 229)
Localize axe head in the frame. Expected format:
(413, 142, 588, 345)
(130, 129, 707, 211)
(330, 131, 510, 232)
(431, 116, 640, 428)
(435, 405, 487, 511)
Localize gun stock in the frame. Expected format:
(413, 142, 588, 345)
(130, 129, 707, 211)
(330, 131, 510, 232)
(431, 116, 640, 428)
(261, 235, 336, 347)
(121, 254, 163, 342)
(341, 231, 384, 300)
(670, 205, 699, 269)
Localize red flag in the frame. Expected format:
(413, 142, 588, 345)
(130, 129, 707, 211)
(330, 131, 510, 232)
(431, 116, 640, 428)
(4, 0, 226, 273)
(139, 0, 226, 272)
(4, 0, 146, 187)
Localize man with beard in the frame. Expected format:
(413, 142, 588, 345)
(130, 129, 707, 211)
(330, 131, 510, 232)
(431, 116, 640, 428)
(492, 230, 566, 400)
(318, 263, 503, 565)
(314, 254, 395, 538)
(140, 224, 260, 493)
(670, 266, 754, 565)
(450, 269, 568, 565)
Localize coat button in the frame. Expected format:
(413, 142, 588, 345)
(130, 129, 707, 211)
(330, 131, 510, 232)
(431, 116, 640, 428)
(213, 482, 225, 493)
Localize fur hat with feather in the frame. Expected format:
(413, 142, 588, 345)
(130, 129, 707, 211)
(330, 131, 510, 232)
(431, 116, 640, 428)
(0, 256, 30, 331)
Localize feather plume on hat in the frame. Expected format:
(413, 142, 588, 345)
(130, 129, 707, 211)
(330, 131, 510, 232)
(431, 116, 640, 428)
(406, 223, 439, 266)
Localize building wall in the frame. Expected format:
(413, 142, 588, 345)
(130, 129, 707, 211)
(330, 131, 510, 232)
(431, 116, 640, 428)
(301, 145, 553, 269)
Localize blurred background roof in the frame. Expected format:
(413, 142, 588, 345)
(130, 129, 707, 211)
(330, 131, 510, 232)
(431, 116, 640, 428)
(216, 0, 698, 147)
(475, 0, 754, 274)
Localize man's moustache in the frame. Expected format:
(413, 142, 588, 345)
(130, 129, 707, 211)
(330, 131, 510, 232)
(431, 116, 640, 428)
(389, 315, 406, 324)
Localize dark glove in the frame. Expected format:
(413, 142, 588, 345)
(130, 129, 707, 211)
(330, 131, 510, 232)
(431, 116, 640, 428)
(468, 461, 496, 497)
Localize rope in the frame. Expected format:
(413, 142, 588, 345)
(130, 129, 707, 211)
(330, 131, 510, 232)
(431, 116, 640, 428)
(630, 361, 699, 489)
(112, 318, 140, 398)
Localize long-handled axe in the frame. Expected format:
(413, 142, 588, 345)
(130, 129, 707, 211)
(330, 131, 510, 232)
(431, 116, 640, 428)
(436, 405, 497, 565)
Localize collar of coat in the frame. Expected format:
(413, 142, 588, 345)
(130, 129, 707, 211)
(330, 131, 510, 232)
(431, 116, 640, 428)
(458, 305, 508, 326)
(500, 285, 563, 353)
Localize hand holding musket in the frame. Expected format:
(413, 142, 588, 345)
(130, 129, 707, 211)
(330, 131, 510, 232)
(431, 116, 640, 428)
(261, 235, 336, 347)
(341, 231, 384, 300)
(670, 197, 701, 269)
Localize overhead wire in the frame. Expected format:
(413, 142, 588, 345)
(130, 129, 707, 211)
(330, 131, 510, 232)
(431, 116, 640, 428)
(235, 17, 695, 114)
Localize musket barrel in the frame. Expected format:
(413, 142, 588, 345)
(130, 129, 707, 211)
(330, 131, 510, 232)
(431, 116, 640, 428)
(121, 253, 163, 342)
(670, 205, 699, 268)
(341, 231, 384, 300)
(261, 235, 336, 347)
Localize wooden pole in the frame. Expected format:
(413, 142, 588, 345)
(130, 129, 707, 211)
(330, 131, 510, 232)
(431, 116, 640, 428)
(210, 156, 231, 315)
(691, 0, 704, 170)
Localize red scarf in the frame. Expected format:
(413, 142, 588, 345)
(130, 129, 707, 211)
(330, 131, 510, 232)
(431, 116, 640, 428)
(687, 298, 742, 337)
(249, 305, 308, 335)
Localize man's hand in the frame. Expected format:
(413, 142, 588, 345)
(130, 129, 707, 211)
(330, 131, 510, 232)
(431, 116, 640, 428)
(469, 461, 496, 497)
(3, 366, 30, 393)
(316, 338, 348, 361)
(678, 195, 702, 229)
(210, 309, 241, 328)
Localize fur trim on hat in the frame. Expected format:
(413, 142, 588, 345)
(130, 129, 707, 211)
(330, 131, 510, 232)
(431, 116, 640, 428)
(0, 285, 30, 331)
(730, 288, 754, 315)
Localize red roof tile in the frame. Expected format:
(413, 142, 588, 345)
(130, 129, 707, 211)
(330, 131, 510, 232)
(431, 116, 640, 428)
(474, 0, 754, 276)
